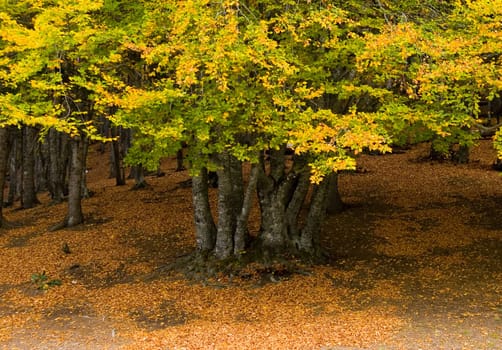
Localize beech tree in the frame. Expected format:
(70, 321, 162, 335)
(103, 0, 392, 262)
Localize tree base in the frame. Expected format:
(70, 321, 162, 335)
(131, 181, 149, 191)
(155, 243, 324, 285)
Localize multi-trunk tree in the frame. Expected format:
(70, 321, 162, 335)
(1, 0, 500, 268)
(104, 0, 393, 262)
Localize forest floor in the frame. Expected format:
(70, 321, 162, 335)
(0, 140, 501, 350)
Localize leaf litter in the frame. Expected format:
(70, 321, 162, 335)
(0, 140, 501, 349)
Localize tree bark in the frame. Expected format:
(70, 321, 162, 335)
(79, 138, 91, 198)
(0, 128, 10, 227)
(326, 172, 344, 215)
(110, 125, 125, 186)
(234, 163, 259, 255)
(48, 128, 68, 203)
(35, 137, 49, 193)
(7, 129, 22, 206)
(192, 168, 217, 253)
(299, 176, 331, 256)
(176, 148, 185, 171)
(65, 137, 85, 227)
(21, 126, 39, 209)
(284, 170, 311, 247)
(131, 164, 147, 189)
(256, 153, 293, 254)
(215, 152, 244, 259)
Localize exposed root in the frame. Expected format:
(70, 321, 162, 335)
(152, 249, 314, 287)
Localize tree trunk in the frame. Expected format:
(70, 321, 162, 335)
(65, 137, 85, 227)
(35, 137, 49, 193)
(80, 138, 90, 198)
(131, 164, 147, 189)
(192, 168, 217, 253)
(326, 172, 344, 215)
(214, 152, 244, 259)
(0, 128, 9, 227)
(451, 144, 469, 164)
(284, 170, 311, 248)
(234, 163, 259, 255)
(21, 126, 39, 209)
(110, 125, 125, 186)
(48, 129, 68, 203)
(7, 129, 22, 206)
(176, 148, 185, 171)
(298, 176, 331, 256)
(256, 155, 294, 255)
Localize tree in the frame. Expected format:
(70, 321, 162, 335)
(104, 0, 391, 265)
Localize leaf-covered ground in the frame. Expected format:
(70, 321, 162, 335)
(1, 140, 501, 349)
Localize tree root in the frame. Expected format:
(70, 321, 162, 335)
(149, 249, 315, 287)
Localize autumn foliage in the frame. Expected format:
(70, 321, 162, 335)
(0, 1, 501, 261)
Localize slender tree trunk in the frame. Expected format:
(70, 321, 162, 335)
(326, 172, 344, 215)
(80, 138, 90, 198)
(451, 144, 470, 164)
(21, 126, 39, 209)
(0, 128, 9, 227)
(192, 168, 217, 253)
(99, 116, 110, 154)
(176, 148, 185, 171)
(65, 137, 85, 227)
(131, 164, 147, 189)
(35, 138, 49, 192)
(48, 129, 67, 203)
(110, 126, 125, 186)
(7, 129, 22, 206)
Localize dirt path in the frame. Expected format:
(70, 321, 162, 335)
(1, 141, 501, 349)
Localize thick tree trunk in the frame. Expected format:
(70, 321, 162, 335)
(234, 163, 259, 255)
(192, 168, 217, 253)
(21, 126, 39, 209)
(256, 159, 294, 254)
(299, 176, 331, 256)
(0, 128, 9, 227)
(284, 170, 310, 247)
(214, 152, 244, 259)
(65, 137, 85, 227)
